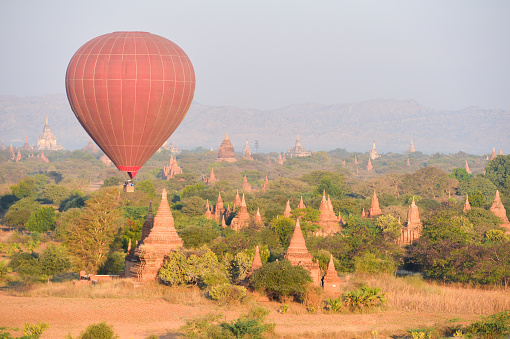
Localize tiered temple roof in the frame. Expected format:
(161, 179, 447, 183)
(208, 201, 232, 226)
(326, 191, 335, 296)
(126, 190, 183, 282)
(262, 176, 269, 190)
(297, 196, 306, 209)
(408, 139, 415, 153)
(217, 133, 237, 162)
(277, 154, 284, 165)
(283, 200, 292, 218)
(490, 191, 510, 232)
(322, 254, 341, 295)
(465, 160, 472, 174)
(367, 158, 373, 171)
(399, 197, 422, 245)
(100, 154, 112, 166)
(242, 174, 252, 191)
(36, 117, 64, 150)
(231, 194, 250, 231)
(284, 219, 320, 286)
(316, 191, 340, 237)
(243, 139, 253, 160)
(21, 136, 32, 151)
(369, 141, 380, 160)
(368, 191, 382, 218)
(83, 138, 98, 153)
(490, 147, 497, 161)
(214, 192, 225, 222)
(463, 195, 471, 213)
(163, 155, 183, 180)
(286, 135, 311, 158)
(206, 168, 217, 186)
(247, 246, 263, 277)
(254, 208, 263, 224)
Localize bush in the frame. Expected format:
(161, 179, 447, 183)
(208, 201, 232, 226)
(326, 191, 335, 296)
(4, 198, 40, 229)
(26, 206, 56, 232)
(466, 310, 510, 338)
(343, 285, 386, 312)
(79, 322, 119, 339)
(250, 260, 312, 302)
(209, 284, 246, 305)
(354, 252, 396, 274)
(97, 251, 125, 275)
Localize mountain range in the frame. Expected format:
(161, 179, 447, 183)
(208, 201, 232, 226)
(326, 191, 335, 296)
(0, 94, 507, 155)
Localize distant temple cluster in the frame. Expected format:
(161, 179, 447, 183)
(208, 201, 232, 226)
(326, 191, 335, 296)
(286, 135, 312, 158)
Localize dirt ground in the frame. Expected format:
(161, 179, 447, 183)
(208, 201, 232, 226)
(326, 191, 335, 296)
(0, 292, 480, 338)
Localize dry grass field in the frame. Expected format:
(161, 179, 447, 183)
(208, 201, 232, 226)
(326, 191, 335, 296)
(2, 274, 509, 338)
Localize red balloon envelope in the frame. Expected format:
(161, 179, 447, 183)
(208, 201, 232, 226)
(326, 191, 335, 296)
(66, 32, 195, 178)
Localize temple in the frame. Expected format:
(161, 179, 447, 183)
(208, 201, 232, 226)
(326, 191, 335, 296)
(282, 200, 291, 218)
(247, 246, 263, 277)
(0, 140, 5, 150)
(160, 141, 180, 153)
(408, 139, 415, 153)
(100, 154, 112, 167)
(286, 135, 311, 158)
(490, 191, 510, 232)
(368, 191, 382, 218)
(465, 161, 472, 174)
(242, 174, 252, 191)
(297, 196, 306, 209)
(230, 194, 250, 231)
(322, 255, 341, 295)
(463, 195, 471, 213)
(21, 136, 32, 151)
(216, 133, 237, 162)
(36, 117, 64, 150)
(254, 208, 263, 225)
(83, 138, 98, 153)
(316, 191, 341, 237)
(205, 168, 217, 186)
(243, 139, 253, 160)
(369, 141, 380, 160)
(490, 147, 497, 161)
(399, 197, 422, 244)
(262, 176, 269, 191)
(163, 155, 183, 180)
(125, 190, 183, 282)
(284, 219, 321, 286)
(367, 158, 373, 171)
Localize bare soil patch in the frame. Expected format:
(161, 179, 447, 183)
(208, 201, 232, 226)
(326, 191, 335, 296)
(0, 291, 482, 339)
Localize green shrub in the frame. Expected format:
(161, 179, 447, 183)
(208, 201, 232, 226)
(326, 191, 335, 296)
(325, 297, 343, 313)
(79, 322, 119, 339)
(208, 284, 246, 305)
(220, 318, 268, 339)
(26, 206, 56, 232)
(23, 322, 49, 338)
(343, 285, 386, 312)
(466, 310, 510, 338)
(250, 260, 312, 302)
(354, 252, 396, 274)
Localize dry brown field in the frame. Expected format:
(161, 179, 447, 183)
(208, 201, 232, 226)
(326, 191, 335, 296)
(1, 276, 509, 339)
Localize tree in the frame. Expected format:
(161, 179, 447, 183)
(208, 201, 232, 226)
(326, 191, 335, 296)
(135, 180, 157, 197)
(41, 184, 72, 205)
(181, 196, 206, 216)
(458, 177, 497, 204)
(374, 214, 401, 239)
(101, 176, 122, 187)
(468, 190, 485, 208)
(9, 174, 47, 199)
(485, 155, 510, 196)
(449, 167, 471, 182)
(64, 188, 122, 273)
(4, 197, 40, 229)
(26, 206, 56, 232)
(39, 244, 71, 281)
(250, 260, 312, 302)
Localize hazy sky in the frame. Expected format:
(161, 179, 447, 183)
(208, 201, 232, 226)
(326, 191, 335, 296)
(1, 1, 509, 111)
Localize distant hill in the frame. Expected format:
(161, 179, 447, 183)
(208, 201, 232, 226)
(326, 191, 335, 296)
(0, 94, 507, 155)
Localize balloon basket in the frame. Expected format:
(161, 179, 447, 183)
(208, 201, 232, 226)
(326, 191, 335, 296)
(123, 180, 135, 193)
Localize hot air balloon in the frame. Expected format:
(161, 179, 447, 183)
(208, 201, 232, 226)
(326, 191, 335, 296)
(65, 31, 195, 179)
